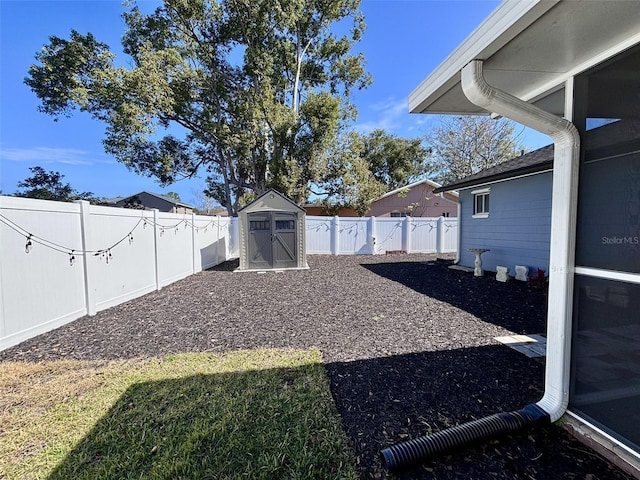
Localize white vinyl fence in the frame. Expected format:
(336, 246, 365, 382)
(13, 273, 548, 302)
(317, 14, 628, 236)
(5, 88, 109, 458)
(305, 215, 458, 255)
(0, 196, 238, 351)
(0, 197, 457, 352)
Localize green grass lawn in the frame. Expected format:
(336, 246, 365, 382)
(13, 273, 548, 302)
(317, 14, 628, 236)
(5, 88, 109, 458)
(0, 349, 357, 480)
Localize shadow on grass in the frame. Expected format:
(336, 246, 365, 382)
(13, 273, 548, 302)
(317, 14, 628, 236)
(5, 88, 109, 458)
(48, 364, 355, 480)
(362, 259, 547, 334)
(325, 344, 628, 480)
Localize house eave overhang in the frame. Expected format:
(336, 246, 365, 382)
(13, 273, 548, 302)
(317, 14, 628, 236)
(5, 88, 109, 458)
(409, 0, 640, 117)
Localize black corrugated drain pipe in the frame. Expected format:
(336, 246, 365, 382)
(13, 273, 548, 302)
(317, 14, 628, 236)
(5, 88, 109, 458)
(380, 403, 550, 472)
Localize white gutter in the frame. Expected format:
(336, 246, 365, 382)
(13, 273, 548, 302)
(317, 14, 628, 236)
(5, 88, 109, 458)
(461, 59, 580, 422)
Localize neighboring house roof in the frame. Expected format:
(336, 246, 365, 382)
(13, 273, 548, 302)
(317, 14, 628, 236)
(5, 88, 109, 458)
(376, 178, 459, 201)
(116, 191, 195, 209)
(433, 144, 554, 193)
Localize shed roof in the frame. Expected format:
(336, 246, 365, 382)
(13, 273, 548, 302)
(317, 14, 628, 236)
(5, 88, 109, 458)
(409, 0, 640, 117)
(433, 144, 553, 193)
(239, 189, 304, 214)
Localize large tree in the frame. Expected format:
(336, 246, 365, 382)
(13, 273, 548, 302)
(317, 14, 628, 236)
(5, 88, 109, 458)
(25, 0, 371, 215)
(315, 128, 430, 216)
(426, 116, 524, 185)
(14, 166, 95, 202)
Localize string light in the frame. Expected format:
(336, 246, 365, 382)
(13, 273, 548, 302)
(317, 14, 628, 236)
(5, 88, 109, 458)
(25, 234, 33, 253)
(1, 213, 228, 266)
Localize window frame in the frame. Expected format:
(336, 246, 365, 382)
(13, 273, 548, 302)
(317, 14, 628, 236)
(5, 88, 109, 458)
(390, 211, 409, 218)
(471, 188, 490, 218)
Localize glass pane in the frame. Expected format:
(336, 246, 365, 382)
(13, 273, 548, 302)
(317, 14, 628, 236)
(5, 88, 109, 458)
(250, 220, 269, 231)
(483, 194, 489, 213)
(275, 220, 295, 230)
(571, 275, 640, 451)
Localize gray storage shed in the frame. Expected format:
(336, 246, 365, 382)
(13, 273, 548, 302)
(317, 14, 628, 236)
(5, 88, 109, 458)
(237, 189, 308, 272)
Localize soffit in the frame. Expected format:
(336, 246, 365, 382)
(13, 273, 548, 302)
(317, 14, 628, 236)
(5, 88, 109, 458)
(409, 0, 640, 116)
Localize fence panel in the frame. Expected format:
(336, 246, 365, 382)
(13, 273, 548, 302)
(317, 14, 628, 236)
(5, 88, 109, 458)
(441, 219, 458, 253)
(306, 216, 333, 254)
(193, 215, 220, 270)
(89, 206, 157, 312)
(409, 218, 439, 253)
(227, 217, 239, 260)
(155, 212, 195, 287)
(338, 218, 370, 254)
(0, 197, 87, 348)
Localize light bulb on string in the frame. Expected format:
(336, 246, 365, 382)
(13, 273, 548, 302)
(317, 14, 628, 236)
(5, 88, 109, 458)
(25, 234, 33, 253)
(69, 250, 76, 266)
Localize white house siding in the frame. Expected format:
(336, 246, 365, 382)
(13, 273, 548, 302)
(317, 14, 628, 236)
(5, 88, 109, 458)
(458, 171, 552, 275)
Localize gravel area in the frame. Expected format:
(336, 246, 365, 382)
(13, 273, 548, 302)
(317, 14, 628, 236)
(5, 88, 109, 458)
(1, 254, 633, 479)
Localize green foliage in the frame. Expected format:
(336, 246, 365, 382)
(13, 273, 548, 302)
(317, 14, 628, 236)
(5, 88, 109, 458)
(363, 129, 429, 190)
(2, 350, 357, 480)
(316, 129, 430, 216)
(14, 166, 96, 202)
(26, 0, 371, 215)
(426, 115, 524, 185)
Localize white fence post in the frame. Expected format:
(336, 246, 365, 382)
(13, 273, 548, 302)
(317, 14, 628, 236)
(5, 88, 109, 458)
(332, 216, 340, 255)
(369, 216, 377, 254)
(437, 216, 445, 253)
(404, 216, 412, 253)
(153, 209, 161, 291)
(191, 212, 197, 274)
(76, 200, 97, 316)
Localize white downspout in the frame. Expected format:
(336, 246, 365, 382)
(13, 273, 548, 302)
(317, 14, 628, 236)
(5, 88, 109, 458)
(380, 61, 580, 472)
(455, 200, 461, 264)
(461, 59, 580, 422)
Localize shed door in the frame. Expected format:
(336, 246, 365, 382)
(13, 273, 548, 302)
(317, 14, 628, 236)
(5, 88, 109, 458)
(248, 214, 272, 270)
(273, 213, 297, 269)
(248, 212, 297, 269)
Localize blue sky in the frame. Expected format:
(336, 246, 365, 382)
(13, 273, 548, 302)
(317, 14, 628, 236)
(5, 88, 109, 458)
(1, 0, 550, 207)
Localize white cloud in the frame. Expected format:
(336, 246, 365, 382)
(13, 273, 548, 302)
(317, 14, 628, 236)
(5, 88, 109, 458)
(355, 97, 409, 133)
(0, 146, 98, 165)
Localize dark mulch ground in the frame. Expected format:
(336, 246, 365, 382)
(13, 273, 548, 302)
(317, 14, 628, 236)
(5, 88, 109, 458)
(1, 254, 632, 480)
